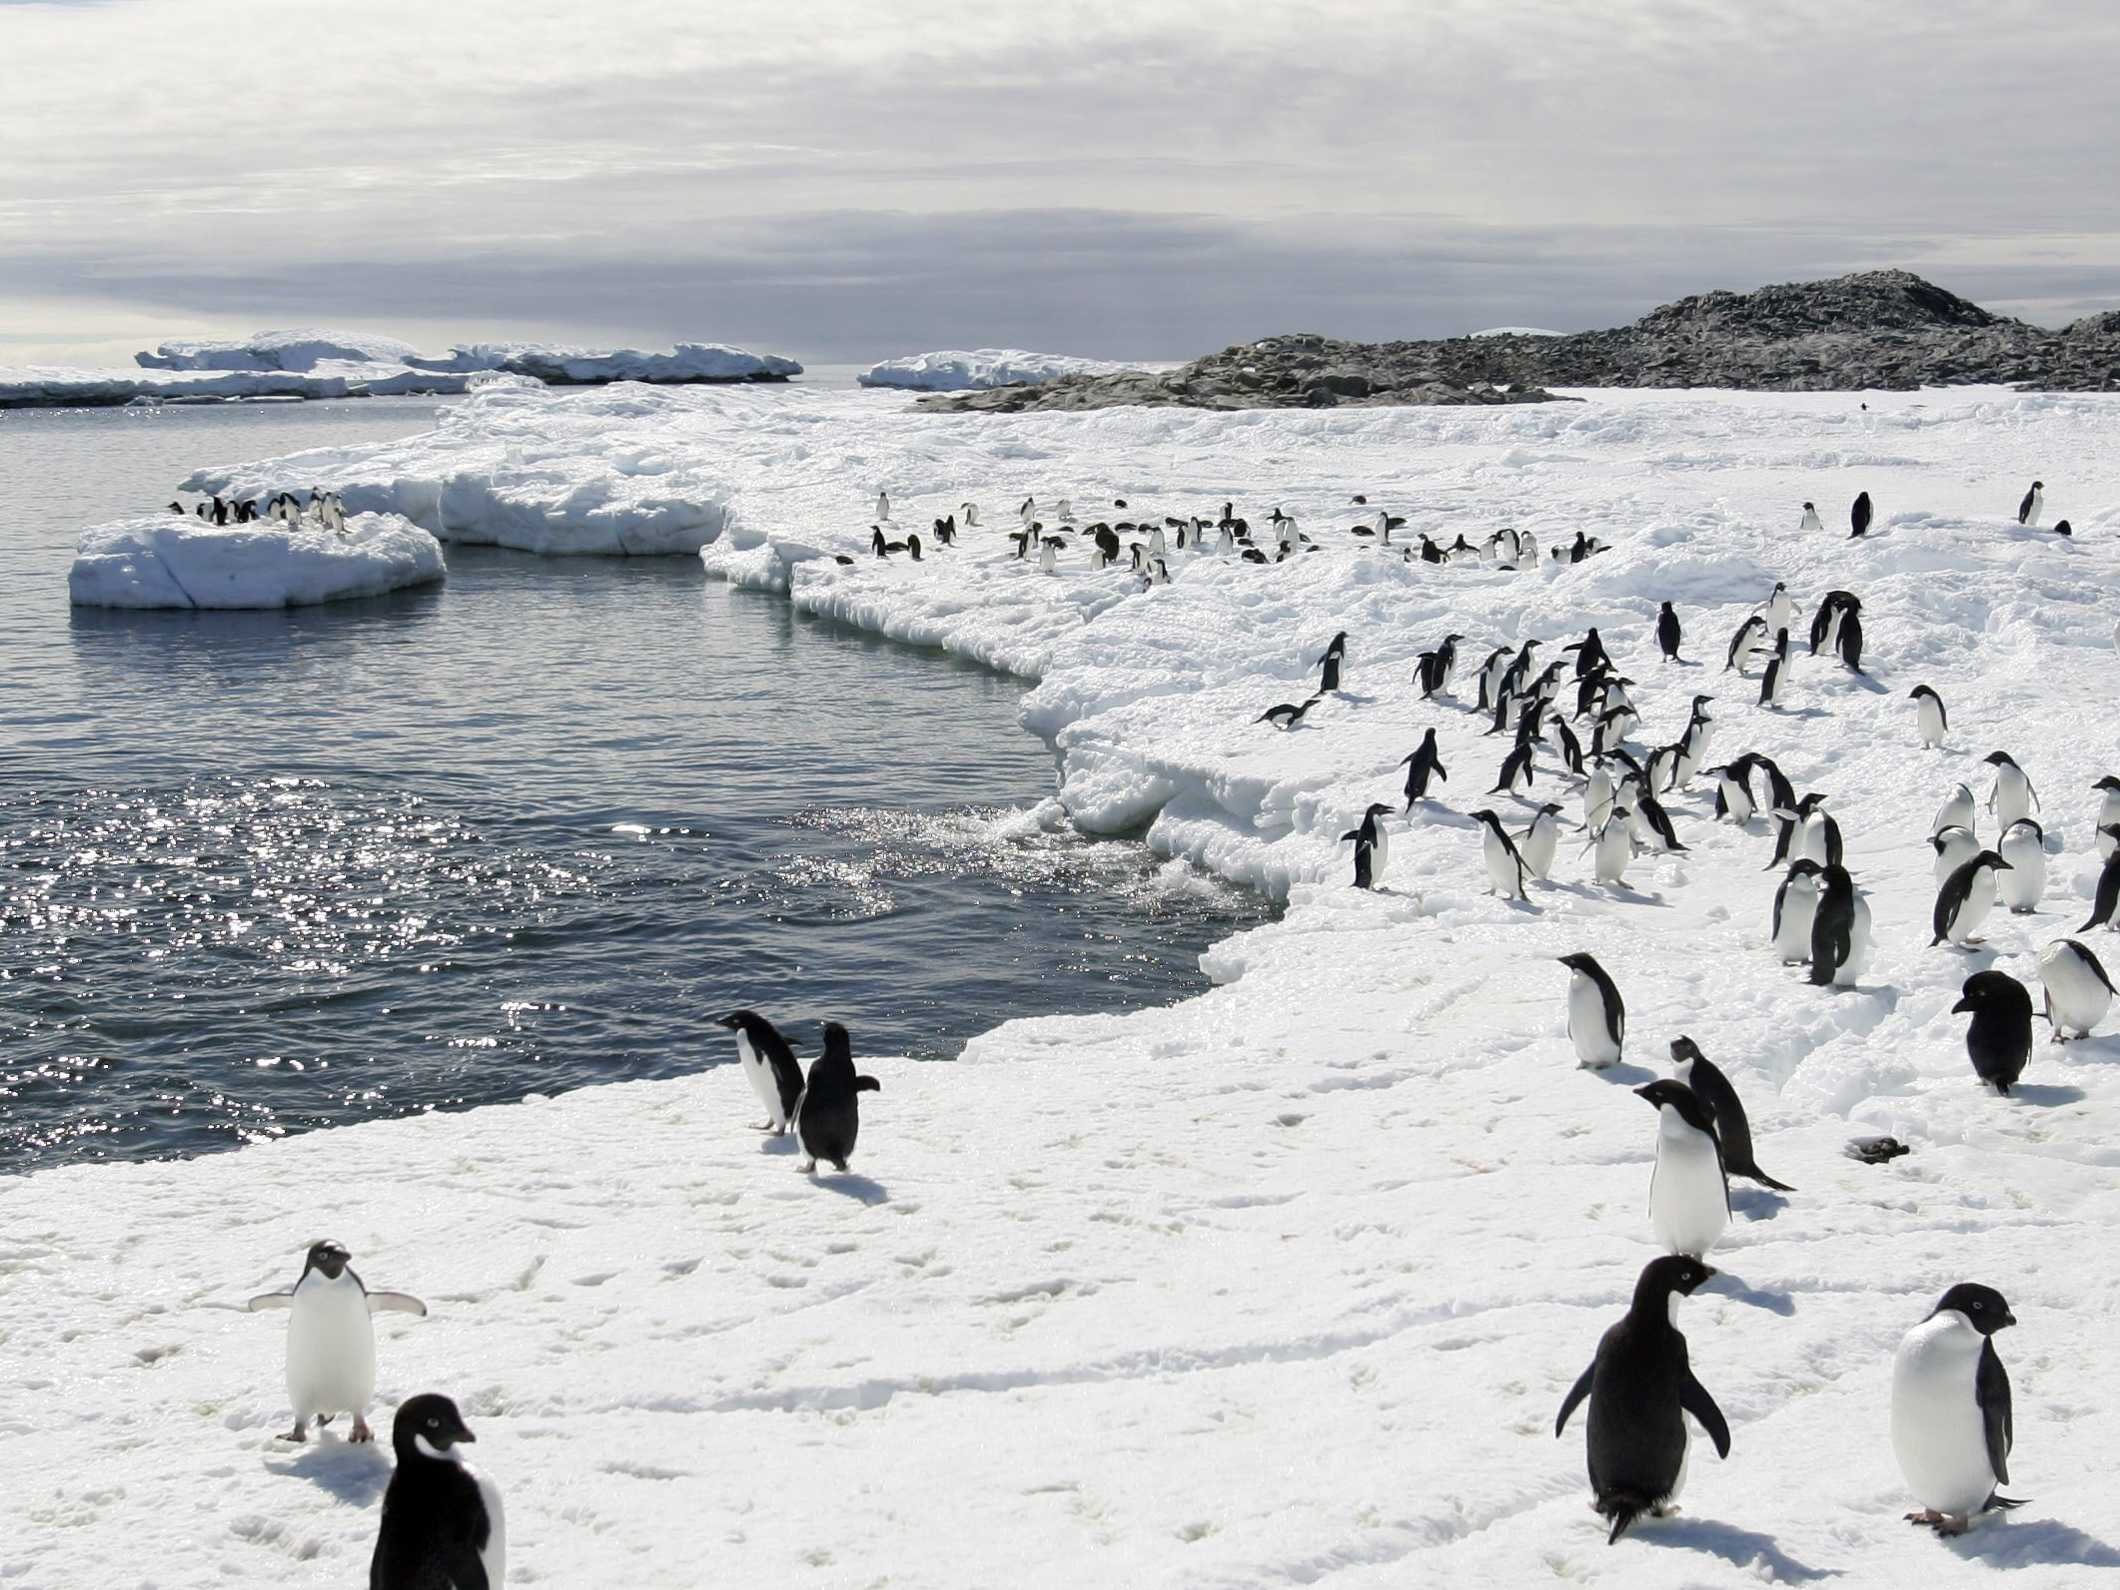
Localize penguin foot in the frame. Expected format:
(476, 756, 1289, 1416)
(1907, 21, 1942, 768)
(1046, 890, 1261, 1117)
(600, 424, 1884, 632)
(351, 1416, 374, 1443)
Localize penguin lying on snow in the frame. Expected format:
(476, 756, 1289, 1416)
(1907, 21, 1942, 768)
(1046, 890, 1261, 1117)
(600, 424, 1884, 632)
(1892, 1283, 2025, 1536)
(370, 1392, 505, 1589)
(716, 1009, 804, 1133)
(794, 1022, 880, 1175)
(1555, 1256, 1730, 1545)
(248, 1241, 427, 1444)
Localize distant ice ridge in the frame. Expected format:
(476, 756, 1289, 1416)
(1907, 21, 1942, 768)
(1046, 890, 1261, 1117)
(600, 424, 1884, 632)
(405, 341, 801, 385)
(858, 349, 1147, 391)
(68, 512, 445, 608)
(135, 329, 427, 371)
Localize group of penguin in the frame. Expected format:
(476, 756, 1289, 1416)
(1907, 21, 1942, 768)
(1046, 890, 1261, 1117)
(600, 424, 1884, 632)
(170, 487, 349, 532)
(244, 1015, 880, 1586)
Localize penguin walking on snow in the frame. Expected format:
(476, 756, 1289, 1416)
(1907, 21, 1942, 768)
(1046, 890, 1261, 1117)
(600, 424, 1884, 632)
(1637, 1080, 1730, 1257)
(1472, 809, 1532, 900)
(1933, 851, 2012, 947)
(1558, 952, 1624, 1068)
(1555, 1256, 1730, 1545)
(1341, 803, 1391, 890)
(1910, 685, 1948, 748)
(1892, 1283, 2025, 1536)
(1399, 729, 1447, 809)
(1953, 971, 2032, 1093)
(715, 1009, 805, 1133)
(370, 1393, 505, 1589)
(794, 1022, 880, 1174)
(1808, 864, 1871, 987)
(248, 1241, 427, 1444)
(2037, 939, 2112, 1040)
(2017, 480, 2043, 527)
(1669, 1037, 1794, 1191)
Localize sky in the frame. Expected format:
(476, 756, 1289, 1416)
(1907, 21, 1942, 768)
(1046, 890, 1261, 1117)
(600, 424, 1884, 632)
(3, 0, 2118, 368)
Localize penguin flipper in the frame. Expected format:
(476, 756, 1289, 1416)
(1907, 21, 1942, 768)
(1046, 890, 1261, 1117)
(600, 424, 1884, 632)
(365, 1291, 428, 1317)
(1554, 1362, 1594, 1437)
(1680, 1374, 1732, 1459)
(245, 1290, 294, 1312)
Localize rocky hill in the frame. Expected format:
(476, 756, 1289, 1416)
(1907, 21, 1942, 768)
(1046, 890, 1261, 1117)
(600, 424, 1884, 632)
(921, 270, 2120, 413)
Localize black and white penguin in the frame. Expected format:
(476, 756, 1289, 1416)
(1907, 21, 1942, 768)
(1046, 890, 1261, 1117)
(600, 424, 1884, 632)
(2016, 480, 2043, 527)
(1636, 1079, 1730, 1256)
(2037, 939, 2112, 1040)
(1910, 685, 1948, 748)
(1983, 751, 2040, 831)
(1952, 971, 2032, 1093)
(1255, 696, 1321, 731)
(1808, 864, 1871, 987)
(1472, 809, 1532, 899)
(1341, 803, 1392, 890)
(247, 1241, 427, 1444)
(1669, 1037, 1794, 1192)
(793, 1022, 880, 1174)
(1891, 1283, 2024, 1535)
(1315, 632, 1347, 693)
(1558, 952, 1624, 1068)
(1851, 490, 1873, 538)
(1724, 615, 1767, 674)
(1932, 851, 2012, 947)
(1555, 1255, 1729, 1545)
(369, 1393, 505, 1589)
(2082, 836, 2120, 931)
(1398, 729, 1447, 808)
(714, 1009, 805, 1133)
(1757, 628, 1791, 708)
(1799, 501, 1823, 533)
(1770, 859, 1825, 966)
(1996, 819, 2045, 913)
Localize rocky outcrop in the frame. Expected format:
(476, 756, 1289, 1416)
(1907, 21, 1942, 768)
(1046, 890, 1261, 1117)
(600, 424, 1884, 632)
(922, 270, 2120, 413)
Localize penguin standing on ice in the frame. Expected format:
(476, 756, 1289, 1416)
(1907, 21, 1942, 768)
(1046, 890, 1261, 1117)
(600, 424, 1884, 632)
(1910, 685, 1948, 748)
(1851, 490, 1874, 538)
(1799, 501, 1823, 533)
(1558, 952, 1624, 1068)
(1399, 729, 1447, 808)
(1669, 1037, 1794, 1191)
(1770, 859, 1824, 966)
(1655, 601, 1683, 663)
(1555, 1256, 1729, 1545)
(2017, 480, 2044, 527)
(1341, 802, 1392, 890)
(793, 1022, 880, 1175)
(1996, 819, 2045, 913)
(1953, 971, 2032, 1093)
(1636, 1080, 1730, 1257)
(1808, 864, 1871, 987)
(1891, 1283, 2025, 1536)
(1932, 851, 2012, 947)
(1315, 632, 1348, 693)
(1983, 751, 2040, 831)
(248, 1241, 427, 1444)
(1471, 809, 1533, 899)
(715, 1009, 804, 1134)
(370, 1393, 505, 1589)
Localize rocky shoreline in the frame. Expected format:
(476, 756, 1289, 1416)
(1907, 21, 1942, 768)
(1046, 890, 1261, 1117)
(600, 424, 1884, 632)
(920, 270, 2120, 414)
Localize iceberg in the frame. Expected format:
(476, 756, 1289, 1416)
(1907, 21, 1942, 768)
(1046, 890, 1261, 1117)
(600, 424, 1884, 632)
(68, 512, 445, 608)
(858, 348, 1150, 391)
(135, 328, 428, 371)
(405, 341, 801, 385)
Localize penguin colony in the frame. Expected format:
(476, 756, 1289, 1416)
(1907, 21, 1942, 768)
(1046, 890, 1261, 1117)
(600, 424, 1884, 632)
(230, 473, 2098, 1577)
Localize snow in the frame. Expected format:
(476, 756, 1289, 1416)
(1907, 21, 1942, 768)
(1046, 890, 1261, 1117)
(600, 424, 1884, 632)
(858, 348, 1150, 391)
(68, 512, 445, 608)
(15, 381, 2120, 1586)
(0, 363, 483, 408)
(405, 341, 802, 384)
(135, 329, 427, 372)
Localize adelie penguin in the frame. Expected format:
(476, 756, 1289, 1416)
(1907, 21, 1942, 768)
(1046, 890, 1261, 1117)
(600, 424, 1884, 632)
(1953, 971, 2032, 1094)
(794, 1021, 880, 1175)
(1637, 1079, 1730, 1257)
(1892, 1283, 2026, 1536)
(1341, 803, 1392, 890)
(369, 1393, 505, 1589)
(1558, 952, 1624, 1068)
(1669, 1037, 1794, 1192)
(1932, 850, 2012, 948)
(1808, 864, 1871, 987)
(247, 1241, 427, 1444)
(2038, 939, 2113, 1040)
(1472, 809, 1533, 900)
(716, 1009, 804, 1134)
(1909, 684, 1948, 748)
(1398, 729, 1447, 809)
(1555, 1256, 1729, 1545)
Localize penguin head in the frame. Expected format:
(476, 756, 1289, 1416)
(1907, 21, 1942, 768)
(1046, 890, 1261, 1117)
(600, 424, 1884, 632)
(395, 1393, 477, 1460)
(305, 1240, 351, 1280)
(1952, 970, 2027, 1015)
(1633, 1255, 1717, 1309)
(1928, 1282, 2016, 1334)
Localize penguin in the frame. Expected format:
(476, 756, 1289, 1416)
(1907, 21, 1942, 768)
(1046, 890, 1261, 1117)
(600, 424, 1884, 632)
(1771, 859, 1824, 966)
(792, 1022, 880, 1175)
(1472, 809, 1533, 900)
(1932, 782, 1977, 839)
(1953, 971, 2033, 1093)
(1757, 628, 1790, 708)
(1637, 1080, 1730, 1257)
(2038, 939, 2112, 1040)
(2094, 776, 2120, 859)
(1554, 1255, 1729, 1545)
(714, 1009, 804, 1133)
(1891, 1283, 2025, 1536)
(247, 1241, 427, 1444)
(1518, 802, 1566, 880)
(1932, 851, 2012, 947)
(1799, 501, 1823, 533)
(1851, 490, 1873, 538)
(1932, 825, 1981, 888)
(1256, 696, 1321, 731)
(1983, 751, 2040, 831)
(369, 1393, 504, 1590)
(2017, 480, 2043, 527)
(1724, 615, 1766, 674)
(1398, 729, 1447, 808)
(1315, 632, 1347, 693)
(1491, 742, 1535, 796)
(1587, 806, 1633, 887)
(1996, 819, 2045, 914)
(1668, 1037, 1795, 1192)
(1808, 864, 1871, 987)
(1341, 803, 1391, 890)
(1558, 952, 1624, 1068)
(1910, 685, 1948, 748)
(2083, 837, 2120, 932)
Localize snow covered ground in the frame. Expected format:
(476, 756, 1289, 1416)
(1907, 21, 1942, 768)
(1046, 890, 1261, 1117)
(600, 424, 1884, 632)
(135, 329, 427, 371)
(11, 383, 2120, 1586)
(68, 512, 445, 608)
(858, 348, 1151, 390)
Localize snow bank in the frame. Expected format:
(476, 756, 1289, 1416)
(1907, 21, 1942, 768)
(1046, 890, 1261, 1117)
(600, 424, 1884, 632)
(68, 512, 445, 608)
(858, 348, 1148, 391)
(28, 381, 2120, 1585)
(135, 329, 426, 371)
(0, 363, 482, 408)
(406, 341, 801, 384)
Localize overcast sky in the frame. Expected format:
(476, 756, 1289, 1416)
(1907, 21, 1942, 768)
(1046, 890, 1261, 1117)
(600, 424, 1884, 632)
(3, 0, 2117, 367)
